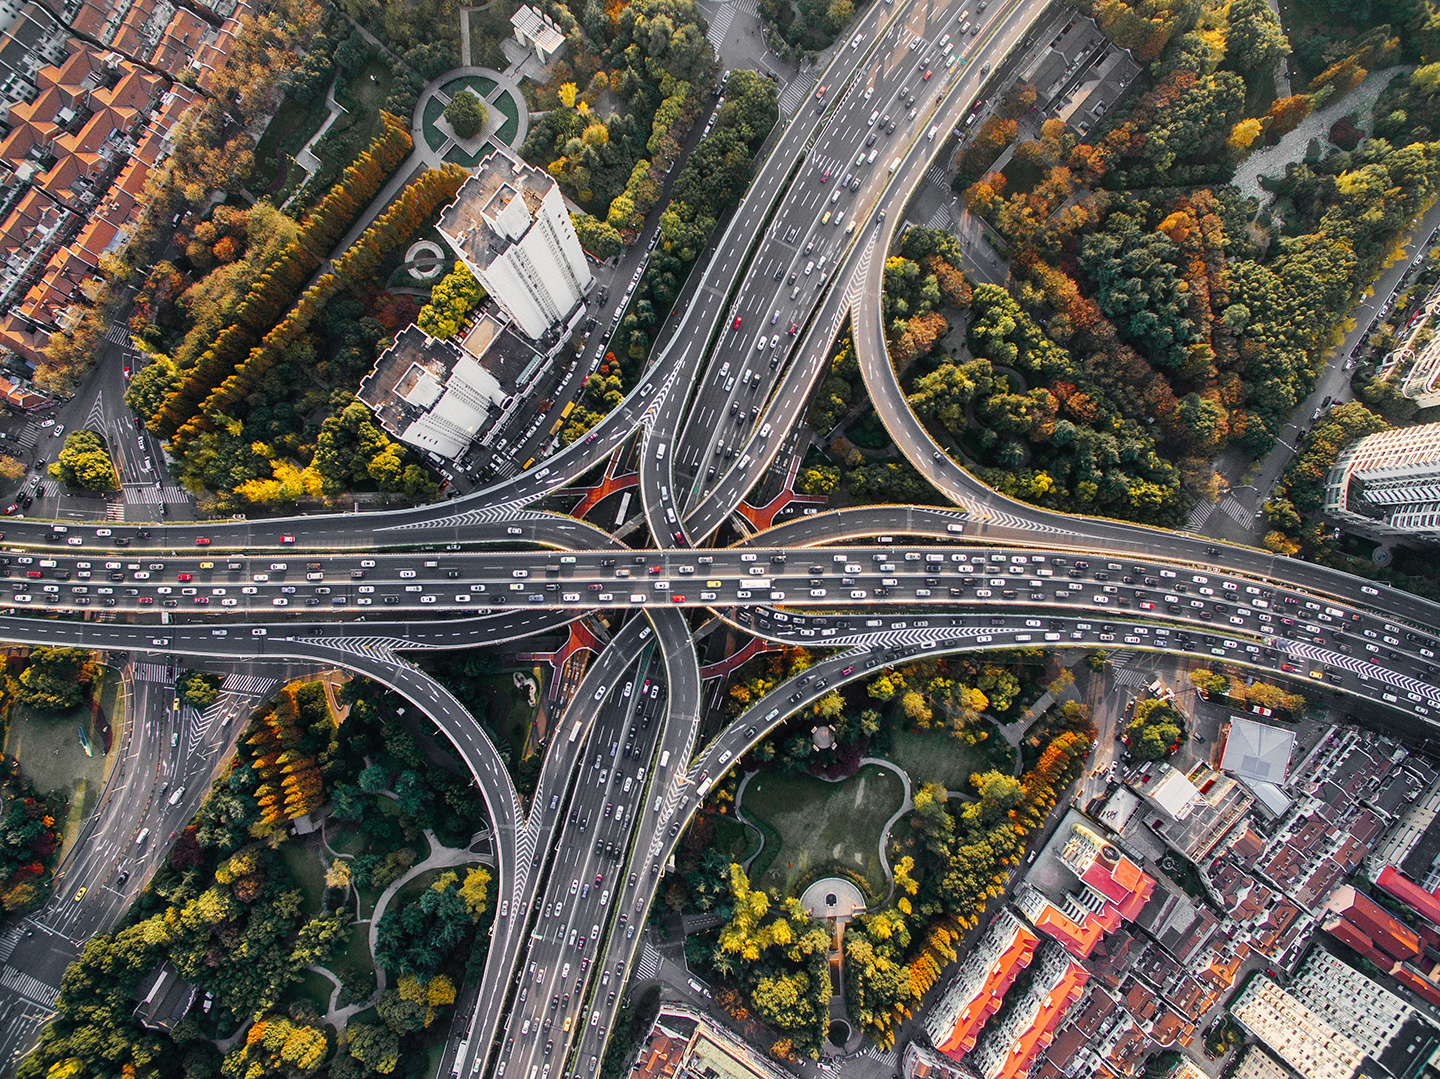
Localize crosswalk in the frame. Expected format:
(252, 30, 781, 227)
(777, 75, 814, 116)
(106, 501, 126, 521)
(1106, 649, 1136, 669)
(925, 163, 950, 189)
(1219, 495, 1252, 528)
(1186, 500, 1214, 531)
(131, 662, 173, 683)
(0, 922, 23, 963)
(103, 322, 132, 345)
(122, 484, 189, 505)
(1113, 668, 1149, 688)
(221, 673, 277, 697)
(1, 966, 58, 1008)
(704, 0, 736, 45)
(12, 421, 39, 450)
(925, 204, 952, 230)
(635, 942, 661, 980)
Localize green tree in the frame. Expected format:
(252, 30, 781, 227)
(17, 648, 96, 712)
(49, 430, 114, 490)
(444, 90, 488, 138)
(177, 671, 222, 709)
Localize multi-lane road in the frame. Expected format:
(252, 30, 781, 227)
(5, 0, 1439, 1076)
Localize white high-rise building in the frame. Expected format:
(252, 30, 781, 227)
(437, 147, 592, 340)
(1324, 422, 1440, 540)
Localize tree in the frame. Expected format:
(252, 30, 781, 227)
(177, 671, 221, 709)
(48, 430, 114, 490)
(16, 648, 96, 713)
(0, 456, 25, 482)
(417, 262, 484, 339)
(445, 90, 488, 139)
(1224, 0, 1289, 75)
(1126, 699, 1185, 759)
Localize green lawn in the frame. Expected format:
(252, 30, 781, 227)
(281, 841, 329, 918)
(885, 727, 988, 791)
(4, 668, 116, 848)
(741, 764, 903, 897)
(293, 968, 337, 1016)
(445, 141, 490, 167)
(492, 89, 521, 145)
(441, 75, 498, 99)
(423, 96, 448, 151)
(251, 89, 335, 195)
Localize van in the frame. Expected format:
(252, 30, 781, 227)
(168, 786, 185, 806)
(889, 157, 901, 173)
(655, 443, 666, 460)
(927, 125, 938, 140)
(135, 828, 150, 847)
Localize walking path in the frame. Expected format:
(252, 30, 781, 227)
(1233, 65, 1410, 205)
(294, 79, 348, 174)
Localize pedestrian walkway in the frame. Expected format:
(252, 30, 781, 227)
(122, 485, 190, 505)
(222, 673, 278, 697)
(635, 942, 661, 980)
(777, 75, 814, 116)
(0, 968, 58, 1008)
(1186, 500, 1214, 531)
(131, 662, 172, 682)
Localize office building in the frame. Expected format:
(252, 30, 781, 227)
(1324, 422, 1440, 539)
(437, 147, 592, 340)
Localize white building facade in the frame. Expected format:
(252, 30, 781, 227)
(437, 147, 592, 340)
(1324, 422, 1440, 540)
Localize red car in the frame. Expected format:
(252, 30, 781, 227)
(671, 594, 686, 603)
(821, 169, 832, 182)
(280, 534, 295, 544)
(788, 323, 798, 335)
(922, 68, 933, 80)
(732, 316, 742, 330)
(138, 596, 153, 605)
(195, 537, 210, 546)
(177, 573, 192, 582)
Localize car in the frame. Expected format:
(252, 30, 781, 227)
(52, 424, 64, 437)
(66, 536, 81, 545)
(506, 526, 523, 535)
(177, 573, 192, 582)
(73, 886, 85, 901)
(95, 528, 111, 537)
(923, 68, 933, 79)
(821, 168, 831, 182)
(732, 316, 742, 329)
(280, 534, 295, 544)
(195, 537, 210, 546)
(789, 322, 798, 335)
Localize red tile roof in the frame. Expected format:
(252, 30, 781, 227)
(991, 962, 1089, 1079)
(1377, 866, 1440, 928)
(1327, 886, 1420, 961)
(935, 924, 1040, 1058)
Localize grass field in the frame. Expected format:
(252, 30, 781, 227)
(251, 89, 335, 194)
(423, 96, 448, 151)
(885, 727, 988, 791)
(281, 841, 329, 918)
(741, 765, 903, 896)
(492, 89, 521, 145)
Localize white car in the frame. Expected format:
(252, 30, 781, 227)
(507, 526, 523, 535)
(420, 595, 437, 603)
(242, 586, 258, 594)
(272, 597, 288, 606)
(360, 559, 376, 568)
(221, 598, 238, 606)
(39, 418, 54, 428)
(66, 537, 81, 545)
(512, 569, 528, 578)
(95, 528, 111, 537)
(400, 569, 417, 578)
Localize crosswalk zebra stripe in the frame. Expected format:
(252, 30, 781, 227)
(1113, 669, 1149, 688)
(704, 2, 735, 45)
(221, 674, 277, 697)
(0, 922, 23, 963)
(1220, 496, 1252, 527)
(635, 943, 661, 979)
(777, 76, 813, 116)
(131, 662, 171, 683)
(1186, 501, 1215, 531)
(122, 486, 190, 505)
(0, 967, 58, 1008)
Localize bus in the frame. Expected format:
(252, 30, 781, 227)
(548, 419, 564, 436)
(522, 458, 535, 470)
(569, 721, 582, 743)
(560, 401, 576, 419)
